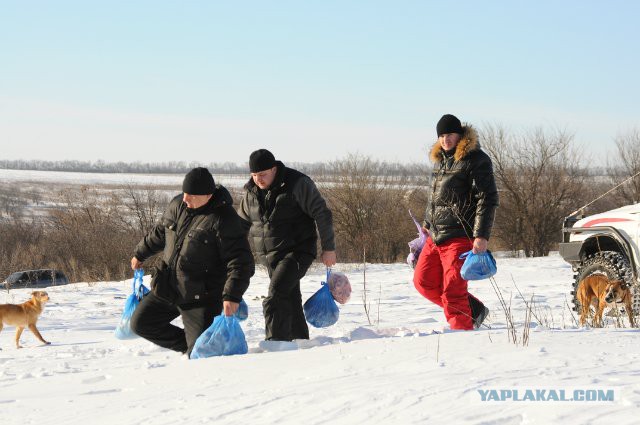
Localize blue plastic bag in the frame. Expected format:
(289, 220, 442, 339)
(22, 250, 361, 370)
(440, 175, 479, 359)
(235, 299, 249, 321)
(115, 269, 150, 339)
(459, 250, 497, 280)
(303, 270, 340, 328)
(190, 314, 248, 359)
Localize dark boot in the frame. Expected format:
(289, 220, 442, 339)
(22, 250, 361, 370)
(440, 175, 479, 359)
(468, 295, 490, 329)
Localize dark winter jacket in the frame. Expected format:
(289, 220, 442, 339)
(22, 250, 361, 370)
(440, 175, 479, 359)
(424, 125, 499, 245)
(238, 162, 335, 269)
(134, 185, 255, 305)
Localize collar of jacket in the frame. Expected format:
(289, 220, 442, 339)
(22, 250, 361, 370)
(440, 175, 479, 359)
(244, 161, 287, 193)
(429, 125, 480, 163)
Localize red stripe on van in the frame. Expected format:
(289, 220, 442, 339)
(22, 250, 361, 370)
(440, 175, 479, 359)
(582, 218, 632, 228)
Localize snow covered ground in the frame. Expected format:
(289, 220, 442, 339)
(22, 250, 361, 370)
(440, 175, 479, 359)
(1, 254, 638, 425)
(0, 168, 248, 189)
(0, 168, 249, 222)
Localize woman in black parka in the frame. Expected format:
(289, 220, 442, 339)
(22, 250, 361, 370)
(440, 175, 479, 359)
(414, 114, 499, 330)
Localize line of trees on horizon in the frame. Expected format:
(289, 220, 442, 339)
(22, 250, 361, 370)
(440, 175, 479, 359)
(0, 158, 428, 178)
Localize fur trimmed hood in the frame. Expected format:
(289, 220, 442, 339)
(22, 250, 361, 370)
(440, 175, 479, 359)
(429, 125, 480, 162)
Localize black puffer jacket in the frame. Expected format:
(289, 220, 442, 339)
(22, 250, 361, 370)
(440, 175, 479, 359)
(238, 162, 335, 269)
(134, 185, 255, 304)
(424, 125, 499, 245)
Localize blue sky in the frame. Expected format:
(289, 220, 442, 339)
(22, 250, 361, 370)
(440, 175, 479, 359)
(1, 1, 639, 165)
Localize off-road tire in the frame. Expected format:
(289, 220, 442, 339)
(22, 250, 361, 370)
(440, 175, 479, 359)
(571, 251, 639, 321)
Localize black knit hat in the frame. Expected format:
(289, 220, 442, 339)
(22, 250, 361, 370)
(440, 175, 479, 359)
(436, 114, 463, 136)
(249, 149, 277, 173)
(182, 167, 215, 195)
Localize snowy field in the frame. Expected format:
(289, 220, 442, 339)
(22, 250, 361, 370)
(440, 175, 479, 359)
(0, 168, 249, 189)
(0, 168, 249, 221)
(1, 254, 638, 425)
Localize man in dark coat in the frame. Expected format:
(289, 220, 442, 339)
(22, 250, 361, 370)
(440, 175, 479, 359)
(413, 114, 499, 330)
(238, 149, 336, 345)
(130, 167, 254, 356)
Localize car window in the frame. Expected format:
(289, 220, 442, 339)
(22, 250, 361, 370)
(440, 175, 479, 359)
(6, 272, 26, 283)
(38, 271, 54, 282)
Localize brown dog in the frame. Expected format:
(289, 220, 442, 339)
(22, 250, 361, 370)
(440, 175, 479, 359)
(577, 275, 635, 327)
(0, 291, 51, 349)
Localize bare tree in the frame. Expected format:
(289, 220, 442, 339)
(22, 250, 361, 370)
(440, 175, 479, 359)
(0, 185, 162, 283)
(0, 184, 27, 220)
(320, 154, 427, 263)
(609, 128, 640, 205)
(42, 187, 138, 282)
(481, 125, 589, 257)
(0, 219, 46, 280)
(113, 185, 169, 237)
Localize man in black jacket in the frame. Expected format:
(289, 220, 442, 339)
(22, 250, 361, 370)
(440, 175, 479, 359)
(238, 149, 336, 345)
(130, 167, 254, 356)
(413, 114, 499, 330)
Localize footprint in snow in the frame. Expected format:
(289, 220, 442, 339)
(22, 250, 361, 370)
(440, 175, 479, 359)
(81, 389, 121, 396)
(82, 375, 110, 384)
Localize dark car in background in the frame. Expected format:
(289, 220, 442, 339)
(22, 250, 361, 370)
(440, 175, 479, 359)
(1, 269, 69, 290)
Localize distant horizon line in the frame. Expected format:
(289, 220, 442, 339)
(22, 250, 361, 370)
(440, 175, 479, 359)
(0, 158, 616, 177)
(0, 157, 428, 175)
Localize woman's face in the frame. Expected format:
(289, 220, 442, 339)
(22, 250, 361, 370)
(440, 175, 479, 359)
(439, 133, 461, 151)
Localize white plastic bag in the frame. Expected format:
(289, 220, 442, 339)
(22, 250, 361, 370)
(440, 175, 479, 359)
(328, 272, 351, 304)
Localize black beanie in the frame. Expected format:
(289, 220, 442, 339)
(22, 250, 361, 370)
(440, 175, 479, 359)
(182, 167, 215, 195)
(436, 114, 463, 136)
(249, 149, 277, 173)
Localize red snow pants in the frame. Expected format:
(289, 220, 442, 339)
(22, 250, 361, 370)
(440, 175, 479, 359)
(413, 236, 475, 330)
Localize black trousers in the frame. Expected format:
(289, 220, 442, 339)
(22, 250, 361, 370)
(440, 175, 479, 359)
(263, 253, 314, 341)
(130, 292, 222, 356)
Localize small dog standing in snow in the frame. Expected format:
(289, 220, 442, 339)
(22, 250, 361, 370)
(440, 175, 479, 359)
(577, 275, 635, 327)
(0, 291, 51, 349)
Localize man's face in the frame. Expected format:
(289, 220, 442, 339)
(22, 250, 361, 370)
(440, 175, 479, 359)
(251, 166, 277, 189)
(439, 133, 461, 151)
(183, 193, 212, 209)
